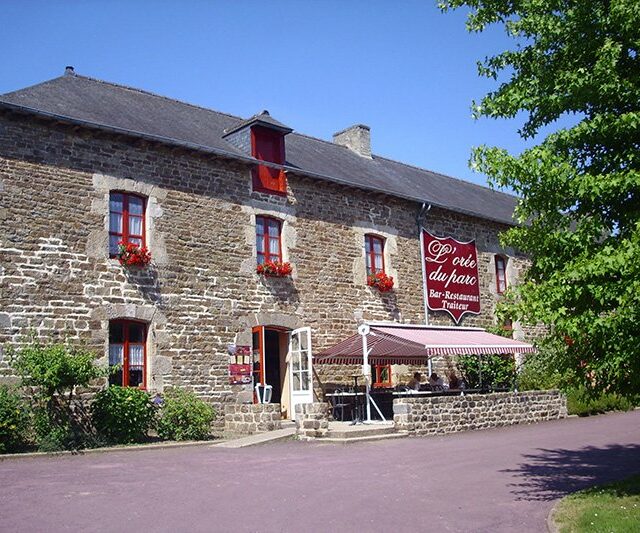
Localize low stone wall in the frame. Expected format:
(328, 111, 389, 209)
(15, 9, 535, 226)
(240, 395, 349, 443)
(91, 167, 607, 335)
(295, 403, 330, 440)
(393, 390, 567, 436)
(224, 403, 282, 436)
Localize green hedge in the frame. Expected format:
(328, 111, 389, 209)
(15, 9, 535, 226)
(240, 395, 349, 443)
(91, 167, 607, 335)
(0, 385, 31, 453)
(566, 387, 638, 417)
(92, 386, 156, 444)
(156, 388, 215, 441)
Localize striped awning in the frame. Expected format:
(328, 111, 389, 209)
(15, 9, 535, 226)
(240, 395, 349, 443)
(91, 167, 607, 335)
(315, 324, 536, 365)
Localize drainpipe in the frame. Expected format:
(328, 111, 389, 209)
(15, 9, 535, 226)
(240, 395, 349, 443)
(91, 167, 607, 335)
(417, 203, 433, 376)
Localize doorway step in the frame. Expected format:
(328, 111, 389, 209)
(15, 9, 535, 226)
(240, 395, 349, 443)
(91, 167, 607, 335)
(317, 421, 409, 444)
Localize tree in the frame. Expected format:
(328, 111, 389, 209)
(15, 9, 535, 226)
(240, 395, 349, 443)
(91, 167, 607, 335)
(439, 1, 640, 397)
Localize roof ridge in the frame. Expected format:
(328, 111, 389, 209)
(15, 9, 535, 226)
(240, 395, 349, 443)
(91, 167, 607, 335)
(372, 153, 519, 200)
(70, 73, 247, 123)
(291, 131, 518, 200)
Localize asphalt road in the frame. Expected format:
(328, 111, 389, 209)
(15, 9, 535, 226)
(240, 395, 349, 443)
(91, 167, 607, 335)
(1, 410, 639, 533)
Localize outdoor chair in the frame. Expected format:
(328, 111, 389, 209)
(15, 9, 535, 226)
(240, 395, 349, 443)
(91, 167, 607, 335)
(331, 389, 351, 422)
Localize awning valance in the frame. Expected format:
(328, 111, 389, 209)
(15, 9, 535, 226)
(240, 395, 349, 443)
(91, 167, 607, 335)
(315, 324, 536, 365)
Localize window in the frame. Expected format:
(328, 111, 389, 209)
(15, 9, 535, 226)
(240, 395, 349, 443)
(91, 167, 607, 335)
(365, 234, 385, 275)
(251, 126, 286, 194)
(109, 192, 146, 256)
(109, 320, 147, 388)
(495, 255, 507, 294)
(372, 364, 392, 388)
(256, 216, 282, 264)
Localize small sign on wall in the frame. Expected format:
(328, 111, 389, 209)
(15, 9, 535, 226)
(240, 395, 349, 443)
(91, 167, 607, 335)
(422, 230, 481, 323)
(228, 345, 252, 385)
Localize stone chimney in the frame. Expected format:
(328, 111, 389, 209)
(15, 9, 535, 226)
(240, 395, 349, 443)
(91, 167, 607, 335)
(333, 124, 371, 158)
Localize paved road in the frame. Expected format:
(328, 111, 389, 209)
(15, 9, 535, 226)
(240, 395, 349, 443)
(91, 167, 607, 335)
(1, 411, 639, 533)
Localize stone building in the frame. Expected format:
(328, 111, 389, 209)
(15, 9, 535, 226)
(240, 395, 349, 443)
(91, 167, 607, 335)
(0, 68, 530, 419)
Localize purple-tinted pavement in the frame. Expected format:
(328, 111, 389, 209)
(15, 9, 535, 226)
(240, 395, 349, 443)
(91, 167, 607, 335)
(1, 411, 639, 533)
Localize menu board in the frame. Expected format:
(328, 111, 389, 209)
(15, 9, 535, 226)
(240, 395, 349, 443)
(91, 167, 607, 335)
(228, 345, 252, 385)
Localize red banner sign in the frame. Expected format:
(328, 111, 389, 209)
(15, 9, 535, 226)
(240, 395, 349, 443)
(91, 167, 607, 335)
(422, 230, 481, 323)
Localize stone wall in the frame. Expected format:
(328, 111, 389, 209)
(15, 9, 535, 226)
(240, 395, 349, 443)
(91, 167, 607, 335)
(224, 403, 282, 436)
(0, 110, 538, 414)
(295, 402, 330, 440)
(393, 391, 567, 435)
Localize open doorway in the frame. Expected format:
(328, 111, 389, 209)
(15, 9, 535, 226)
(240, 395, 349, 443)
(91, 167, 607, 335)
(252, 325, 313, 420)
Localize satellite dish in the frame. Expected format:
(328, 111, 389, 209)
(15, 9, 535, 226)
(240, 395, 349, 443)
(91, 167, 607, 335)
(357, 324, 370, 336)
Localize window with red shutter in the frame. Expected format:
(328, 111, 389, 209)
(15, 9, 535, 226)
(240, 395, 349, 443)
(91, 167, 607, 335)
(372, 364, 392, 388)
(251, 126, 286, 194)
(495, 255, 507, 294)
(109, 192, 146, 256)
(109, 320, 147, 388)
(256, 216, 283, 265)
(365, 234, 385, 276)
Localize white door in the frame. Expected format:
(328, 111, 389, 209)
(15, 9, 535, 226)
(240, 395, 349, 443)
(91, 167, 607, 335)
(288, 327, 313, 420)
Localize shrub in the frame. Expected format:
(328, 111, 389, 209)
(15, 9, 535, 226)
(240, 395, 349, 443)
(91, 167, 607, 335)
(11, 341, 105, 397)
(92, 386, 155, 444)
(516, 354, 564, 391)
(0, 385, 31, 453)
(516, 334, 568, 391)
(156, 388, 216, 441)
(9, 339, 106, 451)
(566, 387, 638, 417)
(457, 354, 516, 389)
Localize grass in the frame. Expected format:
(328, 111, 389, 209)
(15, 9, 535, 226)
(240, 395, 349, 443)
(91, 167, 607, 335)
(553, 474, 640, 533)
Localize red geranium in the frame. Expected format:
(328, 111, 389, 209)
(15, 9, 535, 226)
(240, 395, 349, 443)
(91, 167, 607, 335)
(367, 272, 394, 292)
(117, 242, 151, 267)
(256, 260, 293, 277)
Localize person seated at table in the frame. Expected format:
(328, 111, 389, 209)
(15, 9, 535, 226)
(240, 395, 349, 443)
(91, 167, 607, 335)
(448, 372, 462, 390)
(429, 372, 444, 391)
(407, 372, 422, 391)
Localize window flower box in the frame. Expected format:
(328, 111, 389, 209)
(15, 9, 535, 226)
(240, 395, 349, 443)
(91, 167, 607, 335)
(367, 272, 394, 292)
(117, 242, 151, 268)
(256, 260, 292, 277)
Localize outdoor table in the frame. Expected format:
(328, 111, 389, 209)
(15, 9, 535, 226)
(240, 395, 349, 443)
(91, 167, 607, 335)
(325, 391, 357, 422)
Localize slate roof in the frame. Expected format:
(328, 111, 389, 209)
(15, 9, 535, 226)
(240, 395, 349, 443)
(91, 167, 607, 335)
(223, 110, 293, 136)
(0, 70, 519, 225)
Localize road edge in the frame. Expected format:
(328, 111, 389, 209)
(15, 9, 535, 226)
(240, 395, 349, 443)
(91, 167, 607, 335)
(546, 501, 560, 533)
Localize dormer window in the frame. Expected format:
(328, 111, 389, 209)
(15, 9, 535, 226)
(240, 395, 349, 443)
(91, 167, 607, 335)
(222, 110, 292, 197)
(251, 126, 286, 195)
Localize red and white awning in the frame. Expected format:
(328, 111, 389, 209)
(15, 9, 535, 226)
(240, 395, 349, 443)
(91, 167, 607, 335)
(315, 324, 536, 365)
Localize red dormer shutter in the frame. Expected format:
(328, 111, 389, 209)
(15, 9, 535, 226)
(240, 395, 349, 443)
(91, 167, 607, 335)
(251, 126, 286, 194)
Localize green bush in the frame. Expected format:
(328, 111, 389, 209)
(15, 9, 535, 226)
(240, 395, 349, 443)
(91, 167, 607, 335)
(92, 386, 155, 444)
(0, 385, 31, 453)
(516, 354, 564, 391)
(457, 354, 516, 389)
(31, 408, 74, 452)
(9, 339, 106, 451)
(566, 387, 637, 417)
(11, 341, 105, 397)
(156, 388, 216, 441)
(516, 334, 568, 391)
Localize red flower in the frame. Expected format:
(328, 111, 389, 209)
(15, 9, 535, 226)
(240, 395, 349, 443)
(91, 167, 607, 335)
(116, 241, 151, 268)
(367, 272, 394, 292)
(256, 260, 293, 277)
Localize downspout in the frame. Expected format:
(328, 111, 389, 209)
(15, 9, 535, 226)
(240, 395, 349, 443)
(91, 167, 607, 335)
(417, 203, 433, 376)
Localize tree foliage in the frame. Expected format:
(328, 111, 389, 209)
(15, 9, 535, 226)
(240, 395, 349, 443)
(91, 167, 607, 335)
(440, 1, 640, 397)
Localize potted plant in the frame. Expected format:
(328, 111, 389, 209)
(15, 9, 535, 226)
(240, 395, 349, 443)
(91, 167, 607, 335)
(116, 242, 151, 268)
(256, 260, 293, 277)
(367, 272, 394, 292)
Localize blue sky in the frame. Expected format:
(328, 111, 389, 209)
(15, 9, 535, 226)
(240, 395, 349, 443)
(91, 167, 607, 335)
(2, 1, 539, 188)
